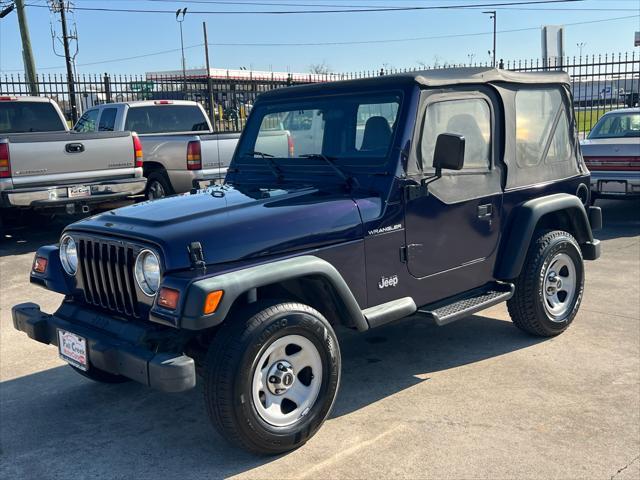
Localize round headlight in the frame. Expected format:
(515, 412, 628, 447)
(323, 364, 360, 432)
(60, 235, 78, 275)
(134, 249, 161, 296)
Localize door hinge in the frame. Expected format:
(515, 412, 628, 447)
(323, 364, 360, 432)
(400, 244, 423, 263)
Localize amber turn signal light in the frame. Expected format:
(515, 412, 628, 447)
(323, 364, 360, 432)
(158, 287, 180, 310)
(204, 290, 224, 315)
(33, 256, 47, 273)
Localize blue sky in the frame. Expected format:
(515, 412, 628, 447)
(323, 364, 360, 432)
(0, 0, 638, 75)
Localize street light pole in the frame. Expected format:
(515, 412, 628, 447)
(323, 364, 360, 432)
(483, 10, 497, 68)
(577, 42, 586, 58)
(175, 8, 187, 94)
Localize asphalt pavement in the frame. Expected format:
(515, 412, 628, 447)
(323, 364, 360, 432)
(1, 200, 638, 479)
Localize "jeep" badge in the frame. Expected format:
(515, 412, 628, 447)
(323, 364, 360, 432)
(378, 275, 399, 289)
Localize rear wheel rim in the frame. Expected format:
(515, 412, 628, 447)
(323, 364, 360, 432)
(251, 334, 323, 428)
(543, 252, 577, 321)
(148, 180, 166, 199)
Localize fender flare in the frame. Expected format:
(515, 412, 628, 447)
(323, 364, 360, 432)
(495, 193, 594, 280)
(179, 255, 369, 331)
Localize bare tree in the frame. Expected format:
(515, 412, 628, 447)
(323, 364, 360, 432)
(309, 60, 332, 75)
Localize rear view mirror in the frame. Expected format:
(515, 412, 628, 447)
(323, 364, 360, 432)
(433, 133, 465, 175)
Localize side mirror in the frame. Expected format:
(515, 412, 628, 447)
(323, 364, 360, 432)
(432, 133, 465, 175)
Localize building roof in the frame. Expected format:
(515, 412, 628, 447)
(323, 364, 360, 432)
(260, 67, 571, 99)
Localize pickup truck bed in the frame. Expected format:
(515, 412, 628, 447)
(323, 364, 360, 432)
(0, 96, 146, 216)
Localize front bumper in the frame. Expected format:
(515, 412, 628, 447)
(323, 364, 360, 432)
(590, 171, 640, 197)
(2, 177, 147, 208)
(12, 302, 195, 393)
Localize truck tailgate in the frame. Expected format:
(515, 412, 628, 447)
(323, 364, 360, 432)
(6, 131, 135, 186)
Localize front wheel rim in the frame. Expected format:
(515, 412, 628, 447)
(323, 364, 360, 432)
(543, 252, 577, 321)
(251, 334, 323, 428)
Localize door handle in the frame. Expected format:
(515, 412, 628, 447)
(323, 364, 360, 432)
(477, 204, 493, 219)
(65, 143, 85, 153)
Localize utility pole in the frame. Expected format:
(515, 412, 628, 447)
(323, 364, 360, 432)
(202, 21, 215, 126)
(483, 10, 497, 68)
(57, 0, 78, 123)
(14, 0, 38, 95)
(176, 8, 187, 95)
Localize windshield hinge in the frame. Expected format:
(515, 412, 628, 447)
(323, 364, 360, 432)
(188, 241, 207, 272)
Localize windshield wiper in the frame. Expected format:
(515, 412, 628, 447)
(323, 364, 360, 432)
(299, 154, 360, 189)
(244, 150, 283, 181)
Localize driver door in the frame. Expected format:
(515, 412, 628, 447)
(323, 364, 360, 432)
(404, 90, 503, 297)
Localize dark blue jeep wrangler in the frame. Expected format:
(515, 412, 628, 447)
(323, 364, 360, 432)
(13, 68, 602, 454)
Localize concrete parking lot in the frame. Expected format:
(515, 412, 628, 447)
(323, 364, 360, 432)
(1, 200, 638, 480)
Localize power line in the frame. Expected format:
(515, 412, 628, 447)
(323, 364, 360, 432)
(203, 14, 640, 46)
(24, 0, 586, 15)
(2, 13, 636, 72)
(110, 0, 638, 11)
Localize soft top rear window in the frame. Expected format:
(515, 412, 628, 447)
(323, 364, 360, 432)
(0, 102, 66, 133)
(124, 105, 209, 134)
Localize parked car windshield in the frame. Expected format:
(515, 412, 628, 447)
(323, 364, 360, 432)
(237, 92, 402, 165)
(124, 105, 209, 134)
(0, 102, 66, 134)
(588, 111, 640, 139)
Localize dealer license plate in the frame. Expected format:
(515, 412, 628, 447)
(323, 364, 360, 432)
(599, 181, 627, 194)
(57, 329, 88, 371)
(68, 185, 91, 198)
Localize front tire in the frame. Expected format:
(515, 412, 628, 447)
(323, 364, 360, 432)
(507, 230, 584, 337)
(204, 302, 341, 455)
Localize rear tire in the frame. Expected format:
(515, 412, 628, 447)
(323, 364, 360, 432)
(204, 301, 341, 455)
(507, 230, 584, 337)
(70, 365, 130, 384)
(145, 171, 174, 200)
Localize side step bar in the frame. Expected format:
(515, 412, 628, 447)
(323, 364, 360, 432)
(417, 282, 515, 326)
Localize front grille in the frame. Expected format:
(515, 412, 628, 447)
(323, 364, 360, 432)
(77, 238, 140, 318)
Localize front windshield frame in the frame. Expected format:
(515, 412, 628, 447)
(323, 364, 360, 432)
(587, 111, 640, 139)
(235, 89, 405, 169)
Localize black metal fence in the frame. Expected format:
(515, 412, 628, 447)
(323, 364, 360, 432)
(1, 52, 638, 136)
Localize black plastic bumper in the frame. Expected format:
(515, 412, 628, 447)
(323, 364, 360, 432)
(12, 302, 195, 393)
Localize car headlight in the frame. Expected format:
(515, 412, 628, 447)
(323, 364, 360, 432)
(59, 235, 78, 275)
(134, 249, 161, 296)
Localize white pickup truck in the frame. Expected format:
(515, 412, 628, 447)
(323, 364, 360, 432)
(0, 96, 146, 224)
(74, 100, 293, 199)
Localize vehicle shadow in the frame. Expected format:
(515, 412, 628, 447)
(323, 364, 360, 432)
(595, 198, 640, 241)
(0, 313, 543, 478)
(0, 214, 82, 257)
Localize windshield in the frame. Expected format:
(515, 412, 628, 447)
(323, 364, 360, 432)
(124, 105, 209, 134)
(588, 112, 640, 139)
(237, 92, 402, 165)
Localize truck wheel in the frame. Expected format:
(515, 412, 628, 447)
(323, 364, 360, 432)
(204, 302, 341, 455)
(145, 171, 173, 200)
(507, 230, 584, 337)
(70, 365, 130, 384)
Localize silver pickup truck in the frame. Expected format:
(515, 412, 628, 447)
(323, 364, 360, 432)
(0, 96, 146, 222)
(74, 100, 292, 199)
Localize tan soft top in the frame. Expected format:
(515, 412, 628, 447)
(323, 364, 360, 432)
(260, 67, 570, 100)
